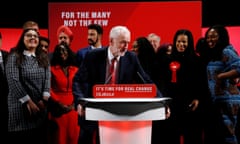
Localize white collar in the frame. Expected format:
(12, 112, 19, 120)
(107, 48, 120, 63)
(91, 45, 102, 49)
(23, 50, 36, 57)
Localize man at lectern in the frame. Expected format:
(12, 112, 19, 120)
(72, 25, 164, 144)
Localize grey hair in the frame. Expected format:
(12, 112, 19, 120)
(147, 33, 161, 42)
(109, 25, 131, 39)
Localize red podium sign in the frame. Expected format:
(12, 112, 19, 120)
(93, 84, 157, 98)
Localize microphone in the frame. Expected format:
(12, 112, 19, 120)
(137, 71, 146, 84)
(104, 74, 112, 84)
(137, 72, 163, 97)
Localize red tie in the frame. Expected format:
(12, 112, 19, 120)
(109, 58, 117, 84)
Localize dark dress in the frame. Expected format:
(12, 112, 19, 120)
(153, 51, 204, 144)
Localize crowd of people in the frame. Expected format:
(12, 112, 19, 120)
(0, 20, 240, 144)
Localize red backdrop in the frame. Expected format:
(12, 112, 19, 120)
(1, 2, 239, 55)
(48, 1, 202, 52)
(0, 29, 48, 51)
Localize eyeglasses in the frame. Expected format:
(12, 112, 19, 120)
(25, 33, 39, 39)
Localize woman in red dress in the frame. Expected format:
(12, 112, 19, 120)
(48, 43, 80, 144)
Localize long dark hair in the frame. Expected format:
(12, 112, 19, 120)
(204, 25, 230, 61)
(172, 29, 196, 61)
(50, 42, 78, 67)
(13, 28, 49, 68)
(135, 36, 156, 75)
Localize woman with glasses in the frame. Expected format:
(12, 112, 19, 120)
(6, 28, 50, 144)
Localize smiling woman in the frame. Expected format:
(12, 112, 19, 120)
(6, 28, 50, 144)
(39, 36, 50, 54)
(202, 26, 240, 55)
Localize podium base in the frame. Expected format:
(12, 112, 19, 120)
(82, 97, 171, 144)
(99, 121, 152, 144)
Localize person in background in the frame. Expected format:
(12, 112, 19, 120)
(147, 33, 161, 53)
(131, 36, 158, 85)
(76, 23, 105, 67)
(6, 28, 50, 144)
(0, 32, 9, 140)
(156, 29, 203, 144)
(194, 37, 212, 144)
(151, 42, 174, 144)
(57, 25, 73, 47)
(132, 36, 170, 144)
(202, 25, 240, 144)
(39, 36, 50, 54)
(155, 42, 173, 95)
(73, 25, 164, 144)
(49, 25, 74, 60)
(22, 20, 39, 32)
(10, 20, 40, 53)
(48, 42, 80, 144)
(158, 42, 173, 55)
(75, 24, 105, 125)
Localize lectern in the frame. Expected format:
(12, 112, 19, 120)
(81, 97, 170, 144)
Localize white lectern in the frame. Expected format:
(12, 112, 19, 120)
(81, 97, 171, 144)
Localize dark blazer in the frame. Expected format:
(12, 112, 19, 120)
(73, 47, 161, 102)
(72, 47, 162, 144)
(76, 46, 106, 67)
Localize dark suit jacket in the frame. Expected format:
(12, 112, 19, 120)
(72, 47, 163, 144)
(76, 46, 106, 67)
(73, 47, 162, 103)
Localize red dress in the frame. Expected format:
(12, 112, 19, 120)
(49, 65, 80, 144)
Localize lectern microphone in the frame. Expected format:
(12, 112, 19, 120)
(105, 74, 112, 84)
(137, 71, 146, 84)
